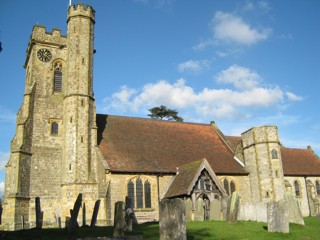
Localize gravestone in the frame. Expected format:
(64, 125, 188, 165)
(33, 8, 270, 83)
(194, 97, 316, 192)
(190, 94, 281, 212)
(194, 197, 204, 221)
(90, 199, 101, 227)
(210, 198, 222, 220)
(83, 203, 87, 227)
(228, 192, 240, 224)
(55, 208, 62, 228)
(35, 197, 43, 229)
(267, 198, 289, 233)
(221, 195, 230, 221)
(185, 198, 193, 222)
(113, 201, 125, 237)
(68, 193, 82, 233)
(124, 197, 136, 232)
(159, 198, 186, 240)
(285, 193, 305, 225)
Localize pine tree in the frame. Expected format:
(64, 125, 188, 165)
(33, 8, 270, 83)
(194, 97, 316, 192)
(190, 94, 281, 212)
(148, 105, 183, 122)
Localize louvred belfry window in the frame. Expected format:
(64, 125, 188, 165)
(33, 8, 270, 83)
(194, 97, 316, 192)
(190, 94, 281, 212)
(54, 63, 62, 92)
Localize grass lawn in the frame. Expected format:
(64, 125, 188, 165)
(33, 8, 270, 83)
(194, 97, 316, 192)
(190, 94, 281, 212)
(1, 217, 319, 240)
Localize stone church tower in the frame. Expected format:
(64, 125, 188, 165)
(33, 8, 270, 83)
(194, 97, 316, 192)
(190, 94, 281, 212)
(2, 4, 106, 230)
(241, 126, 285, 203)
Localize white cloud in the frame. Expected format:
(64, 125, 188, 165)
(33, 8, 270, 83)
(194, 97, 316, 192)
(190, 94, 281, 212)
(242, 1, 271, 12)
(103, 65, 296, 121)
(286, 92, 303, 101)
(0, 152, 9, 170)
(216, 65, 262, 90)
(178, 60, 209, 73)
(212, 11, 272, 45)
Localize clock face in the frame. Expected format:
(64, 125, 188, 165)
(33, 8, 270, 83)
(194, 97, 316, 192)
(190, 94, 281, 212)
(37, 48, 52, 62)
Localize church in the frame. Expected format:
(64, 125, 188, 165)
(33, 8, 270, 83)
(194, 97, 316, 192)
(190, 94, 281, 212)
(2, 3, 320, 230)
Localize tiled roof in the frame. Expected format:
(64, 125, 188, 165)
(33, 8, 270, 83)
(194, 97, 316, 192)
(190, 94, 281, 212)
(164, 160, 203, 198)
(281, 147, 320, 176)
(164, 158, 226, 198)
(96, 114, 246, 174)
(225, 136, 241, 151)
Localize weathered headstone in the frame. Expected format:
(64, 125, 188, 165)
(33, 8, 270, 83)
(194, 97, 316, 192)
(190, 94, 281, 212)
(285, 193, 305, 225)
(228, 191, 240, 224)
(124, 197, 135, 232)
(113, 201, 125, 237)
(267, 198, 289, 233)
(90, 199, 101, 227)
(67, 193, 82, 233)
(35, 197, 43, 229)
(159, 198, 186, 240)
(221, 195, 230, 221)
(82, 202, 87, 227)
(210, 198, 222, 220)
(185, 198, 193, 222)
(194, 197, 204, 221)
(55, 208, 62, 228)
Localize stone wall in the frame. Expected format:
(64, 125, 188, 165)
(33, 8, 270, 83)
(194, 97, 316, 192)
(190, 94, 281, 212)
(106, 173, 173, 225)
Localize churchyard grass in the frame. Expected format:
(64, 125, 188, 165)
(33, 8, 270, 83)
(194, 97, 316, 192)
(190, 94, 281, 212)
(0, 217, 319, 240)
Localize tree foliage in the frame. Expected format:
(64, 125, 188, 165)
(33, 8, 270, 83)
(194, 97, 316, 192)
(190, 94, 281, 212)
(148, 105, 183, 122)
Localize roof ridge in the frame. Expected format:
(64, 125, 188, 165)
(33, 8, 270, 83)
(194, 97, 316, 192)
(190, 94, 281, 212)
(96, 113, 211, 126)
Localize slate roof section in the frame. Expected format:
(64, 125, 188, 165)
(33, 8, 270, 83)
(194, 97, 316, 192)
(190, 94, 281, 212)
(281, 147, 320, 176)
(164, 158, 226, 198)
(96, 114, 247, 175)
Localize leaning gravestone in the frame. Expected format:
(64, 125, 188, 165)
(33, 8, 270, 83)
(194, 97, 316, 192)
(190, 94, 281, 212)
(267, 198, 289, 233)
(68, 193, 82, 233)
(285, 193, 305, 225)
(90, 199, 101, 227)
(113, 201, 126, 237)
(228, 191, 240, 224)
(159, 198, 186, 240)
(35, 197, 43, 229)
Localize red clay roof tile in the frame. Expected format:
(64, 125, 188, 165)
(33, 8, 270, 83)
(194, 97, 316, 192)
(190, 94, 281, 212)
(97, 114, 246, 175)
(281, 147, 320, 176)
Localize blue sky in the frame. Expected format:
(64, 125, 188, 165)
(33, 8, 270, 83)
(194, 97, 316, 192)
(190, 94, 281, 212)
(0, 0, 320, 197)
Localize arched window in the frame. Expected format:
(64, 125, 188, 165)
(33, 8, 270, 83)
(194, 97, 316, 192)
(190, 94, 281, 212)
(271, 149, 278, 159)
(127, 178, 152, 209)
(316, 181, 320, 196)
(144, 181, 151, 208)
(230, 181, 236, 194)
(51, 122, 59, 135)
(136, 178, 143, 209)
(54, 63, 62, 92)
(294, 180, 300, 197)
(127, 180, 135, 208)
(223, 179, 229, 195)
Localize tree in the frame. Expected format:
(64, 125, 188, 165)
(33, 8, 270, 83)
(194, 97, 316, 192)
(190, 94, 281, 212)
(148, 105, 183, 122)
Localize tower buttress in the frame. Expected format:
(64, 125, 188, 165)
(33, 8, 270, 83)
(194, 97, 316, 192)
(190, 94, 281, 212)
(63, 4, 97, 183)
